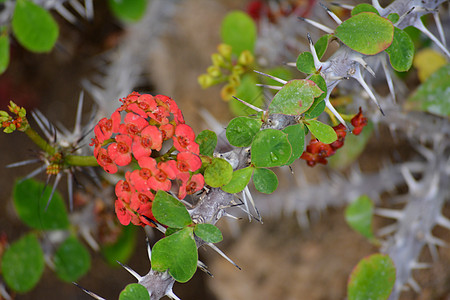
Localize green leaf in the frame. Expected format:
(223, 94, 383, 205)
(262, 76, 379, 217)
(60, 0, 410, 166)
(304, 74, 327, 119)
(0, 34, 9, 74)
(282, 124, 305, 165)
(387, 13, 399, 23)
(195, 130, 217, 156)
(119, 283, 150, 300)
(165, 227, 182, 237)
(230, 74, 264, 116)
(253, 167, 278, 194)
(194, 223, 223, 243)
(304, 120, 337, 144)
(153, 190, 192, 228)
(101, 225, 137, 266)
(269, 79, 323, 115)
(12, 0, 59, 52)
(351, 4, 379, 16)
(314, 34, 332, 59)
(1, 233, 44, 293)
(335, 12, 394, 55)
(13, 178, 69, 230)
(54, 236, 91, 282)
(108, 0, 148, 22)
(226, 116, 262, 147)
(407, 63, 450, 117)
(385, 28, 414, 72)
(262, 67, 293, 86)
(251, 129, 292, 167)
(296, 52, 316, 74)
(151, 227, 197, 283)
(221, 11, 257, 56)
(204, 158, 233, 187)
(329, 122, 373, 169)
(345, 195, 375, 240)
(348, 254, 396, 300)
(221, 166, 254, 194)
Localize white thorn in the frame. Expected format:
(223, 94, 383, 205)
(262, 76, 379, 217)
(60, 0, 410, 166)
(19, 165, 46, 183)
(353, 67, 384, 115)
(433, 12, 446, 47)
(400, 165, 420, 192)
(55, 3, 77, 24)
(330, 2, 354, 10)
(223, 212, 242, 220)
(73, 282, 106, 300)
(351, 55, 375, 77)
(428, 243, 439, 261)
(324, 98, 349, 130)
(6, 158, 40, 168)
(31, 110, 53, 141)
(285, 62, 297, 67)
(410, 261, 432, 270)
(244, 186, 262, 222)
(407, 277, 421, 293)
(206, 243, 241, 270)
(437, 215, 450, 231)
(381, 54, 396, 102)
(241, 189, 252, 222)
(0, 282, 11, 300)
(46, 173, 63, 211)
(80, 227, 100, 251)
(197, 260, 213, 277)
(231, 96, 264, 113)
(166, 289, 181, 300)
(67, 172, 74, 212)
(146, 238, 152, 262)
(371, 0, 383, 12)
(253, 70, 287, 84)
(256, 84, 283, 90)
(298, 17, 334, 34)
(74, 91, 84, 137)
(70, 0, 87, 18)
(415, 17, 450, 57)
(307, 33, 323, 70)
(117, 261, 143, 281)
(374, 208, 404, 220)
(319, 2, 342, 24)
(377, 223, 398, 236)
(426, 234, 447, 248)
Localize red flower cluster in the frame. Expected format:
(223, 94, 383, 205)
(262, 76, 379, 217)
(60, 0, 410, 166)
(91, 92, 204, 227)
(301, 108, 368, 167)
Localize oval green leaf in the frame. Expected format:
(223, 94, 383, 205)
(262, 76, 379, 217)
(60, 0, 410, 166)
(348, 254, 396, 300)
(269, 79, 323, 115)
(151, 227, 197, 283)
(1, 233, 44, 293)
(385, 27, 414, 72)
(251, 129, 292, 167)
(153, 190, 192, 228)
(54, 236, 91, 282)
(253, 167, 278, 194)
(226, 116, 262, 147)
(304, 120, 337, 144)
(282, 124, 305, 165)
(12, 0, 59, 52)
(305, 74, 327, 119)
(387, 13, 399, 23)
(315, 34, 332, 59)
(204, 158, 233, 187)
(0, 34, 9, 74)
(345, 195, 375, 240)
(101, 225, 137, 266)
(221, 166, 254, 194)
(108, 0, 148, 22)
(195, 129, 217, 156)
(119, 283, 150, 300)
(221, 11, 257, 56)
(296, 52, 316, 74)
(194, 223, 223, 243)
(13, 178, 69, 230)
(351, 3, 379, 16)
(335, 12, 393, 55)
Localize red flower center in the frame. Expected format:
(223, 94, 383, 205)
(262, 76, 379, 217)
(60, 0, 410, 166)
(127, 124, 140, 135)
(99, 153, 112, 164)
(138, 194, 150, 203)
(155, 171, 167, 182)
(141, 137, 153, 148)
(138, 102, 149, 111)
(101, 119, 113, 132)
(177, 161, 189, 172)
(186, 182, 198, 194)
(139, 168, 151, 179)
(123, 181, 131, 192)
(177, 136, 189, 148)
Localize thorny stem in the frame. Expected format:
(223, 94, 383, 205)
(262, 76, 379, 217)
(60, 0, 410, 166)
(65, 155, 99, 167)
(24, 126, 56, 156)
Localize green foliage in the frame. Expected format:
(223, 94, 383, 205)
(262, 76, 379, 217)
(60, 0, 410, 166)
(153, 190, 192, 228)
(108, 0, 148, 22)
(351, 4, 379, 16)
(314, 34, 332, 59)
(151, 227, 198, 283)
(231, 74, 264, 116)
(335, 12, 394, 55)
(204, 158, 233, 187)
(226, 116, 262, 147)
(304, 120, 337, 144)
(345, 195, 375, 240)
(385, 28, 414, 72)
(221, 166, 254, 194)
(12, 0, 59, 52)
(13, 178, 69, 230)
(101, 225, 138, 266)
(252, 167, 278, 194)
(194, 223, 223, 243)
(296, 52, 316, 74)
(251, 129, 292, 167)
(53, 236, 91, 282)
(0, 33, 9, 74)
(269, 80, 323, 115)
(304, 74, 327, 119)
(387, 13, 399, 23)
(196, 130, 217, 156)
(407, 63, 450, 117)
(348, 254, 396, 300)
(282, 124, 305, 165)
(119, 283, 150, 300)
(221, 11, 257, 56)
(1, 233, 44, 293)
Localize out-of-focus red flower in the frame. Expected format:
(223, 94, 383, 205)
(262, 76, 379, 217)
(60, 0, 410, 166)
(330, 124, 347, 150)
(351, 107, 368, 135)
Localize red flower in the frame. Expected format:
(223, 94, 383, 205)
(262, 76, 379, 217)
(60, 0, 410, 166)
(132, 125, 163, 160)
(130, 190, 154, 211)
(351, 108, 368, 135)
(119, 112, 148, 136)
(115, 178, 133, 204)
(173, 124, 199, 154)
(94, 111, 120, 143)
(330, 124, 347, 150)
(137, 203, 156, 227)
(108, 134, 133, 166)
(129, 157, 157, 193)
(159, 124, 175, 140)
(115, 199, 131, 225)
(155, 95, 185, 125)
(176, 152, 202, 173)
(96, 148, 118, 174)
(148, 160, 178, 191)
(178, 173, 204, 199)
(300, 139, 334, 167)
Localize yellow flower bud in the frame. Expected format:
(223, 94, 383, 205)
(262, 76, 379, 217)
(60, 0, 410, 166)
(207, 65, 222, 78)
(198, 74, 214, 89)
(220, 84, 236, 102)
(211, 53, 225, 67)
(232, 65, 245, 75)
(228, 74, 240, 87)
(217, 44, 232, 60)
(238, 50, 254, 66)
